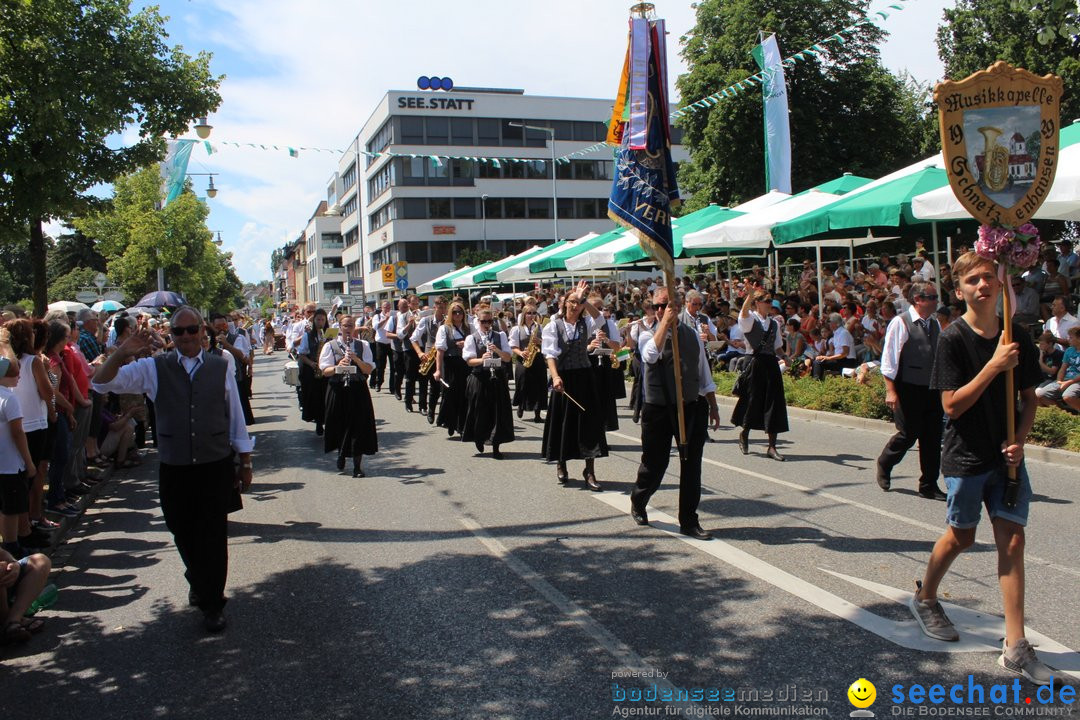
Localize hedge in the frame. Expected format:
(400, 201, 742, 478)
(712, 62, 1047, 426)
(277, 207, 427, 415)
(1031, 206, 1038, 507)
(712, 372, 1080, 452)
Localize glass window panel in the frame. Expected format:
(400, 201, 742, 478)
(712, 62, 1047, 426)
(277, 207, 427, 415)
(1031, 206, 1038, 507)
(506, 162, 526, 179)
(400, 157, 425, 186)
(501, 119, 523, 146)
(430, 241, 454, 262)
(573, 121, 594, 141)
(504, 198, 526, 218)
(575, 160, 597, 180)
(525, 124, 549, 148)
(429, 198, 451, 219)
(556, 162, 572, 180)
(670, 125, 685, 145)
(552, 120, 573, 141)
(477, 118, 500, 145)
(451, 159, 474, 186)
(592, 122, 607, 141)
(428, 159, 449, 186)
(453, 198, 477, 218)
(402, 198, 427, 219)
(455, 240, 478, 254)
(526, 160, 548, 180)
(451, 118, 474, 145)
(425, 117, 449, 145)
(575, 198, 597, 218)
(527, 198, 550, 219)
(483, 196, 503, 219)
(404, 243, 428, 263)
(557, 198, 574, 219)
(400, 116, 424, 144)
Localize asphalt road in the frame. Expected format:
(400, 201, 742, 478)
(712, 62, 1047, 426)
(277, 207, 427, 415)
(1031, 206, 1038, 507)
(3, 354, 1078, 719)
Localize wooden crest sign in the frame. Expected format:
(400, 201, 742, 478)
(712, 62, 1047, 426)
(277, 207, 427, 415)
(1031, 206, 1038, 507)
(935, 61, 1064, 227)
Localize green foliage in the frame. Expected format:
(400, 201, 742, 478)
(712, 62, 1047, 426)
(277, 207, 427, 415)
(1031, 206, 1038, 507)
(0, 226, 46, 304)
(0, 0, 222, 313)
(715, 371, 1080, 449)
(74, 166, 241, 311)
(47, 228, 107, 285)
(47, 267, 102, 304)
(937, 0, 1080, 121)
(676, 0, 935, 210)
(455, 248, 501, 269)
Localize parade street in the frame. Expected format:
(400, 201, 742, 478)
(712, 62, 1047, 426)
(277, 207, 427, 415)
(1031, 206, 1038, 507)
(3, 354, 1078, 719)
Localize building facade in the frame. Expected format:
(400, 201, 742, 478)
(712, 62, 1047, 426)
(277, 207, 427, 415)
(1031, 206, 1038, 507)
(332, 88, 688, 300)
(301, 201, 347, 305)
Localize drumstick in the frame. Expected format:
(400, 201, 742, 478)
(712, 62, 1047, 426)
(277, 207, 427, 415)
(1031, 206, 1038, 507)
(560, 388, 586, 412)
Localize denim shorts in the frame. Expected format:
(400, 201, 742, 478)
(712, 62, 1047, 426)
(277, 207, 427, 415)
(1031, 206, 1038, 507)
(944, 464, 1032, 529)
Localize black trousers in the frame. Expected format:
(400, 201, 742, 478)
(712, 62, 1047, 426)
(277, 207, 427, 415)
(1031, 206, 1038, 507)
(877, 381, 943, 488)
(390, 348, 406, 395)
(404, 350, 422, 408)
(371, 342, 391, 389)
(811, 356, 859, 380)
(631, 397, 708, 528)
(159, 457, 235, 613)
(425, 374, 442, 422)
(238, 374, 254, 424)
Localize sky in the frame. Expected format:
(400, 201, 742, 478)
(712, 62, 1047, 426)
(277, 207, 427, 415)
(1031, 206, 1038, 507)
(94, 0, 955, 284)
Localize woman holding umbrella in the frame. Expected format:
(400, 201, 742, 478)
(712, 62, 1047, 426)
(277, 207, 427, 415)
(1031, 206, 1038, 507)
(319, 315, 377, 477)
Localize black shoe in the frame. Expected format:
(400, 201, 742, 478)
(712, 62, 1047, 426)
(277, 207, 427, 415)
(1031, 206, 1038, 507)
(738, 431, 749, 455)
(680, 524, 713, 541)
(315, 423, 323, 436)
(876, 462, 891, 491)
(203, 610, 226, 633)
(447, 427, 455, 437)
(353, 461, 364, 478)
(556, 463, 568, 485)
(427, 414, 435, 425)
(394, 392, 402, 401)
(630, 503, 649, 526)
(188, 589, 201, 607)
(492, 444, 503, 460)
(475, 440, 484, 454)
(533, 412, 542, 423)
(919, 486, 947, 501)
(336, 455, 346, 471)
(405, 404, 414, 413)
(419, 406, 428, 415)
(766, 447, 785, 462)
(516, 406, 523, 419)
(584, 471, 602, 492)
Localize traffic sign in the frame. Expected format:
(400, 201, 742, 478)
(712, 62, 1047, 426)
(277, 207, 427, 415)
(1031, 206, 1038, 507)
(395, 278, 409, 292)
(381, 264, 395, 286)
(75, 291, 100, 303)
(103, 290, 125, 302)
(93, 273, 107, 289)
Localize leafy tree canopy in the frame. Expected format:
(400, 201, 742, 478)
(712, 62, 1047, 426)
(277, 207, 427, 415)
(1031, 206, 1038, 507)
(47, 266, 102, 304)
(676, 0, 936, 211)
(455, 248, 501, 269)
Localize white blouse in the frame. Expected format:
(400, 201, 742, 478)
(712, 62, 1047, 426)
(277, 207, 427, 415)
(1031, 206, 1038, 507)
(435, 324, 469, 351)
(318, 337, 374, 371)
(463, 331, 509, 361)
(541, 315, 602, 359)
(509, 323, 542, 350)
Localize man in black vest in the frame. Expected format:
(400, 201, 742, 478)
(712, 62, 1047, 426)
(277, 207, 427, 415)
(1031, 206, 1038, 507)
(629, 287, 721, 540)
(210, 313, 254, 425)
(93, 307, 253, 632)
(876, 282, 946, 500)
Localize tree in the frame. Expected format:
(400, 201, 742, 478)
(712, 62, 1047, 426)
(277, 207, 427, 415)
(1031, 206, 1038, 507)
(74, 166, 242, 310)
(0, 0, 222, 315)
(676, 0, 936, 211)
(0, 225, 48, 305)
(455, 248, 500, 269)
(937, 0, 1079, 121)
(48, 227, 107, 285)
(47, 267, 101, 304)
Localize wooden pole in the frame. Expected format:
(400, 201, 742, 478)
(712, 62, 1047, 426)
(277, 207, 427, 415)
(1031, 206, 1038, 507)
(667, 272, 687, 450)
(932, 223, 942, 301)
(1001, 285, 1017, 484)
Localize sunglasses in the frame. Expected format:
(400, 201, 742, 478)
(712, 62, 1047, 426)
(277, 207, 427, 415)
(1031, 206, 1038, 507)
(171, 325, 201, 337)
(918, 294, 939, 301)
(452, 309, 464, 315)
(524, 311, 536, 315)
(654, 302, 668, 311)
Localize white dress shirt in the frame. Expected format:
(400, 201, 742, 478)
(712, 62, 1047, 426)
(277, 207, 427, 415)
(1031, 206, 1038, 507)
(638, 322, 716, 396)
(879, 306, 937, 381)
(372, 313, 393, 344)
(1045, 313, 1079, 351)
(463, 331, 509, 361)
(829, 325, 855, 359)
(91, 350, 253, 454)
(541, 315, 601, 359)
(318, 337, 373, 370)
(736, 312, 783, 353)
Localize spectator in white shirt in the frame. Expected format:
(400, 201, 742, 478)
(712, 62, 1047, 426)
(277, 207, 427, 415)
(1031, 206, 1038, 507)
(811, 313, 858, 380)
(1044, 296, 1079, 351)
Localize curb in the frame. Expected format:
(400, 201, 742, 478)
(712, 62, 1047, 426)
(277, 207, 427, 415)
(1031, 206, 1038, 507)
(712, 394, 1080, 471)
(38, 462, 117, 559)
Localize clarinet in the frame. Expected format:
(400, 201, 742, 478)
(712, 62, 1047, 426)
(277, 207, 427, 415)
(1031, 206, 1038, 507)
(339, 338, 353, 387)
(482, 330, 496, 379)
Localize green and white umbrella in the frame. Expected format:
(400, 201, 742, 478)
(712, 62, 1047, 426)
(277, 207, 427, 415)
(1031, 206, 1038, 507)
(452, 246, 551, 287)
(495, 238, 587, 282)
(526, 227, 625, 275)
(417, 265, 475, 294)
(447, 260, 499, 289)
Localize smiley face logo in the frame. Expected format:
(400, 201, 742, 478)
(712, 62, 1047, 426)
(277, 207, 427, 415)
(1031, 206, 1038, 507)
(848, 678, 876, 709)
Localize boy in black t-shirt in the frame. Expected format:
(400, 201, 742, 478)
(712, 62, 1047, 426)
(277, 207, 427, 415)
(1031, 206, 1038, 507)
(910, 251, 1054, 685)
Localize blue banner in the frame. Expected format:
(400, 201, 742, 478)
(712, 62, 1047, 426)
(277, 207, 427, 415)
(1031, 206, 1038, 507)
(159, 139, 196, 207)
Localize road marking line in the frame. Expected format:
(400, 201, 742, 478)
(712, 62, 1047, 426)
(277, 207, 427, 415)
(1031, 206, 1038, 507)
(594, 493, 1080, 673)
(459, 516, 699, 710)
(608, 430, 1080, 580)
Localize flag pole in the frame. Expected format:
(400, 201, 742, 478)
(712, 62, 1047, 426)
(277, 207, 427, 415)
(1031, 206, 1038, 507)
(667, 271, 687, 452)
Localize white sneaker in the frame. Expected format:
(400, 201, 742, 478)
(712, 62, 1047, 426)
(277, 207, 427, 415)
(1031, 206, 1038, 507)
(999, 638, 1055, 686)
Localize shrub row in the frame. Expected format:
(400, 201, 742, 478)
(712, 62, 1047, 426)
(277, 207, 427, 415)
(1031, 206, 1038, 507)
(713, 372, 1080, 452)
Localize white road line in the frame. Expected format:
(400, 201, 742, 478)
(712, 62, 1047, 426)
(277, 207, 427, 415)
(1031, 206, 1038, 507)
(593, 492, 1080, 675)
(607, 430, 1080, 580)
(459, 516, 699, 711)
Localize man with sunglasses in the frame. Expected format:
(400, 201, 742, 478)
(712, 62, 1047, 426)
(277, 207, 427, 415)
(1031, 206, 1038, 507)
(876, 281, 947, 500)
(92, 306, 253, 633)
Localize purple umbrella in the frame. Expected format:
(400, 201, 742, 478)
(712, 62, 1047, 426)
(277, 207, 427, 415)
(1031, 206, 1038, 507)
(134, 291, 186, 309)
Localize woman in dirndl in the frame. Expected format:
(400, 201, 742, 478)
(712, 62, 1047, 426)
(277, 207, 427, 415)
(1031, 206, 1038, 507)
(509, 300, 547, 423)
(460, 305, 515, 459)
(730, 287, 789, 461)
(297, 308, 328, 435)
(319, 315, 378, 477)
(541, 281, 607, 491)
(433, 300, 471, 437)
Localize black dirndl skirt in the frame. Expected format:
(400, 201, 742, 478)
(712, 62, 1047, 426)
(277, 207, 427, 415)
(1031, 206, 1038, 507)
(462, 371, 515, 445)
(323, 378, 378, 458)
(436, 355, 468, 433)
(299, 364, 326, 424)
(730, 354, 789, 434)
(541, 367, 609, 461)
(512, 357, 548, 412)
(591, 361, 620, 431)
(607, 359, 628, 400)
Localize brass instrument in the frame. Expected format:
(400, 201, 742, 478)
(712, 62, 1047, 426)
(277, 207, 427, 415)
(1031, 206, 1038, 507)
(418, 346, 437, 376)
(522, 324, 541, 368)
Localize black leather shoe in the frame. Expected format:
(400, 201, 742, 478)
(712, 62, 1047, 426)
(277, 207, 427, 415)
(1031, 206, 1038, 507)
(419, 406, 427, 415)
(556, 463, 568, 484)
(405, 404, 413, 413)
(680, 524, 713, 541)
(203, 610, 226, 633)
(315, 423, 323, 436)
(491, 445, 503, 460)
(188, 589, 200, 607)
(766, 447, 785, 462)
(427, 414, 435, 425)
(533, 412, 542, 423)
(353, 461, 364, 478)
(336, 455, 346, 471)
(738, 431, 749, 455)
(475, 440, 484, 454)
(919, 486, 947, 501)
(876, 462, 891, 491)
(584, 471, 602, 492)
(516, 406, 523, 419)
(630, 503, 649, 526)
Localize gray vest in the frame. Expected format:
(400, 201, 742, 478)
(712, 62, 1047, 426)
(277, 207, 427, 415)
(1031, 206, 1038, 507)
(643, 321, 702, 406)
(154, 351, 232, 466)
(443, 324, 466, 358)
(744, 316, 778, 356)
(555, 317, 591, 371)
(470, 331, 505, 376)
(897, 314, 939, 386)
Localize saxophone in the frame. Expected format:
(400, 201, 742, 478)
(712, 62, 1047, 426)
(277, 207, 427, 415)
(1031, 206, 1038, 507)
(522, 324, 541, 368)
(418, 347, 437, 376)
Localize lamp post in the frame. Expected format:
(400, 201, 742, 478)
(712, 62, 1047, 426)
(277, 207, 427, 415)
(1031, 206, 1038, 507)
(481, 193, 488, 253)
(508, 122, 559, 243)
(185, 172, 219, 198)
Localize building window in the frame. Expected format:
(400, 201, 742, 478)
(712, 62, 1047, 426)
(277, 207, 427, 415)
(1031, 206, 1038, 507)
(552, 120, 573, 141)
(404, 243, 429, 263)
(557, 198, 574, 219)
(425, 117, 449, 145)
(400, 116, 424, 144)
(400, 156, 425, 186)
(453, 198, 477, 218)
(527, 198, 551, 219)
(477, 118, 500, 146)
(430, 241, 454, 262)
(670, 125, 685, 145)
(575, 198, 598, 219)
(367, 162, 394, 199)
(401, 198, 427, 219)
(525, 123, 549, 148)
(341, 162, 357, 192)
(556, 162, 573, 180)
(504, 198, 526, 218)
(428, 159, 450, 186)
(321, 233, 343, 249)
(344, 228, 358, 248)
(501, 119, 523, 147)
(451, 118, 474, 145)
(451, 159, 475, 186)
(342, 193, 358, 218)
(368, 201, 395, 232)
(323, 282, 344, 295)
(429, 198, 452, 219)
(574, 160, 597, 180)
(525, 160, 549, 180)
(483, 196, 503, 219)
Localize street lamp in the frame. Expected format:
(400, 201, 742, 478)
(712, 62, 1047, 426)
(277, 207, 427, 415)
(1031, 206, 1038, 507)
(481, 193, 488, 253)
(193, 116, 213, 139)
(186, 172, 220, 198)
(211, 231, 224, 246)
(508, 122, 559, 243)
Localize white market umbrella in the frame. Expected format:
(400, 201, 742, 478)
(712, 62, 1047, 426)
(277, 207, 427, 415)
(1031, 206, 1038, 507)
(416, 265, 474, 294)
(494, 234, 595, 282)
(47, 301, 90, 313)
(730, 190, 791, 213)
(564, 232, 637, 271)
(911, 142, 1080, 221)
(90, 299, 125, 312)
(683, 190, 844, 250)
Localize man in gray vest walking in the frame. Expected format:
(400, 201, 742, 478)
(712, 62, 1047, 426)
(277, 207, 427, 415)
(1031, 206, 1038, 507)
(629, 287, 721, 540)
(877, 282, 946, 500)
(93, 306, 253, 632)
